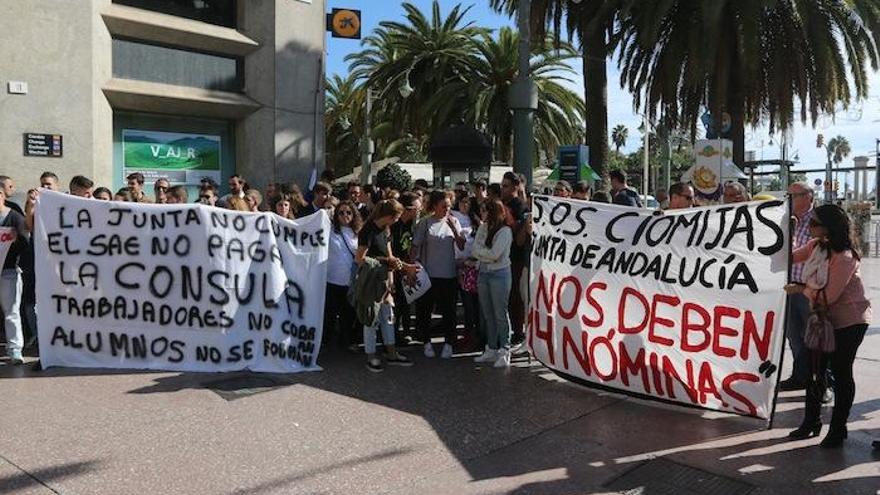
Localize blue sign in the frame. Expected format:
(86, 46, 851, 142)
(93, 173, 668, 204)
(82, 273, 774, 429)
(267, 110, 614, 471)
(557, 145, 589, 183)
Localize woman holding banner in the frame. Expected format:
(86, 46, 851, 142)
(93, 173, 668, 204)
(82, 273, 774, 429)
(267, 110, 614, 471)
(325, 201, 362, 352)
(471, 200, 514, 368)
(784, 204, 872, 448)
(356, 200, 419, 373)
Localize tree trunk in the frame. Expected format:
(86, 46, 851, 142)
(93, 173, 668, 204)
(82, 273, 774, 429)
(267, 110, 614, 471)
(582, 27, 608, 178)
(728, 71, 746, 169)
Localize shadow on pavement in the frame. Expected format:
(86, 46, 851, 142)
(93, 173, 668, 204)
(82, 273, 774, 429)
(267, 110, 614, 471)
(4, 346, 879, 494)
(228, 447, 416, 495)
(0, 459, 103, 493)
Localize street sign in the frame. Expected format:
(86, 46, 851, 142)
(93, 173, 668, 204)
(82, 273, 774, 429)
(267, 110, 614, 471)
(814, 178, 823, 187)
(326, 9, 361, 39)
(557, 145, 588, 184)
(23, 133, 62, 157)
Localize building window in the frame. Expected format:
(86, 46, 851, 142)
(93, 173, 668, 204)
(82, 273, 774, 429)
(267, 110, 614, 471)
(113, 0, 236, 28)
(113, 38, 242, 92)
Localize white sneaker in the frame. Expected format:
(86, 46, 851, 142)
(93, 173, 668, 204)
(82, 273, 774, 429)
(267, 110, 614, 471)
(493, 349, 510, 368)
(423, 343, 436, 358)
(441, 343, 453, 359)
(474, 347, 497, 363)
(510, 341, 529, 356)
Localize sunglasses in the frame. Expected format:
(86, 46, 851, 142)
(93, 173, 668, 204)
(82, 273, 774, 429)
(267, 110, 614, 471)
(156, 186, 168, 192)
(199, 195, 213, 200)
(338, 210, 354, 216)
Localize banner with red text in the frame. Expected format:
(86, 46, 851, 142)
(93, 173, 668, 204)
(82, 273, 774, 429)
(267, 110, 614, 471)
(528, 197, 789, 419)
(34, 191, 329, 373)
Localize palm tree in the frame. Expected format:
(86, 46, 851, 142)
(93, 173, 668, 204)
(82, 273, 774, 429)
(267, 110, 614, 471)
(827, 135, 851, 165)
(617, 0, 880, 167)
(346, 1, 487, 139)
(489, 0, 624, 177)
(424, 27, 585, 163)
(343, 3, 585, 167)
(611, 124, 628, 152)
(324, 74, 364, 175)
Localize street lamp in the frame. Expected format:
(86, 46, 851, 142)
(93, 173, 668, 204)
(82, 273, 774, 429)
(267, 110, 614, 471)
(510, 0, 537, 189)
(359, 89, 375, 185)
(360, 74, 415, 185)
(875, 138, 879, 210)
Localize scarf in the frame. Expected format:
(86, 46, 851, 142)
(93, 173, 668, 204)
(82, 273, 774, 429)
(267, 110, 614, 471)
(801, 243, 829, 290)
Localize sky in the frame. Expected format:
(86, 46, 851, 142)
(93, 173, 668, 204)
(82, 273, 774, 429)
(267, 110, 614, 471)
(326, 0, 880, 194)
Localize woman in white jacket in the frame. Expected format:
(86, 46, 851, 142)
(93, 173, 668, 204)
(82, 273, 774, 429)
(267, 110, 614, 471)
(471, 199, 514, 368)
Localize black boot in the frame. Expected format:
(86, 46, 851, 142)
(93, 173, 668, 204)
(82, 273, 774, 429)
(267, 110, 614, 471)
(819, 425, 847, 448)
(788, 420, 822, 440)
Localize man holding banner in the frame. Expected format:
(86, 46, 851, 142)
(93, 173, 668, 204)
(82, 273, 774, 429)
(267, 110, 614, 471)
(0, 187, 28, 365)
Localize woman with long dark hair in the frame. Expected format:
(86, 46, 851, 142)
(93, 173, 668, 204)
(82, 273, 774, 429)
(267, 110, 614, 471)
(356, 200, 419, 372)
(412, 190, 466, 359)
(325, 200, 363, 351)
(471, 200, 513, 367)
(784, 204, 872, 448)
(273, 194, 296, 220)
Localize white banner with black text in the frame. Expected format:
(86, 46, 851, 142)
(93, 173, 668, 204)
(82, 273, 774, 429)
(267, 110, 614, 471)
(528, 197, 789, 419)
(35, 191, 330, 373)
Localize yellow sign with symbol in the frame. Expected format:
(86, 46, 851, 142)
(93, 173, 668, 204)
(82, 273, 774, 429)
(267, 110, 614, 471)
(327, 9, 361, 39)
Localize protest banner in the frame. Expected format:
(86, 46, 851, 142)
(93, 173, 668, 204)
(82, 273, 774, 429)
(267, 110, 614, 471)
(0, 227, 14, 267)
(527, 197, 789, 419)
(34, 191, 330, 373)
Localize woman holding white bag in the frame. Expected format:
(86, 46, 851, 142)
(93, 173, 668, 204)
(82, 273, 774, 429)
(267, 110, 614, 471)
(784, 204, 872, 448)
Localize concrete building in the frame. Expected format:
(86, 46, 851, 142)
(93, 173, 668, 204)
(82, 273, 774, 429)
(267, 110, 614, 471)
(0, 0, 325, 202)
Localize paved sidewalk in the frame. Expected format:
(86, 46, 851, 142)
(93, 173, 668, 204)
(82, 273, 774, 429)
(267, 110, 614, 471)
(1, 258, 879, 494)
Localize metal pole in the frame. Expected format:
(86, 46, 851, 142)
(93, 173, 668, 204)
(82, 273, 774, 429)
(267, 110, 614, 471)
(825, 147, 833, 203)
(875, 138, 879, 210)
(510, 0, 536, 189)
(665, 135, 672, 193)
(360, 89, 374, 185)
(642, 113, 649, 206)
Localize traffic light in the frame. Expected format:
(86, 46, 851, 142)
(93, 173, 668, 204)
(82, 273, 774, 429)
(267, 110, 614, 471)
(833, 180, 839, 192)
(816, 134, 824, 148)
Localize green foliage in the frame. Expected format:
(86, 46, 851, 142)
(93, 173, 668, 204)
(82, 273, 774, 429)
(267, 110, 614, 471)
(332, 1, 585, 172)
(827, 136, 852, 165)
(375, 163, 413, 192)
(611, 124, 628, 152)
(489, 0, 624, 176)
(617, 1, 880, 140)
(325, 74, 363, 176)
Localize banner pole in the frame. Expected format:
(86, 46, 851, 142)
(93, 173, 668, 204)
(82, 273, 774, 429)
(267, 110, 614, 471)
(767, 197, 794, 430)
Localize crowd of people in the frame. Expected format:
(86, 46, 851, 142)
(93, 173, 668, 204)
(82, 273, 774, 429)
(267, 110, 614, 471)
(0, 168, 875, 450)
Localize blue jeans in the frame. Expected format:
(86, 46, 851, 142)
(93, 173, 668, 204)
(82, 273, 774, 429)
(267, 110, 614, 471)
(363, 303, 395, 355)
(477, 267, 512, 350)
